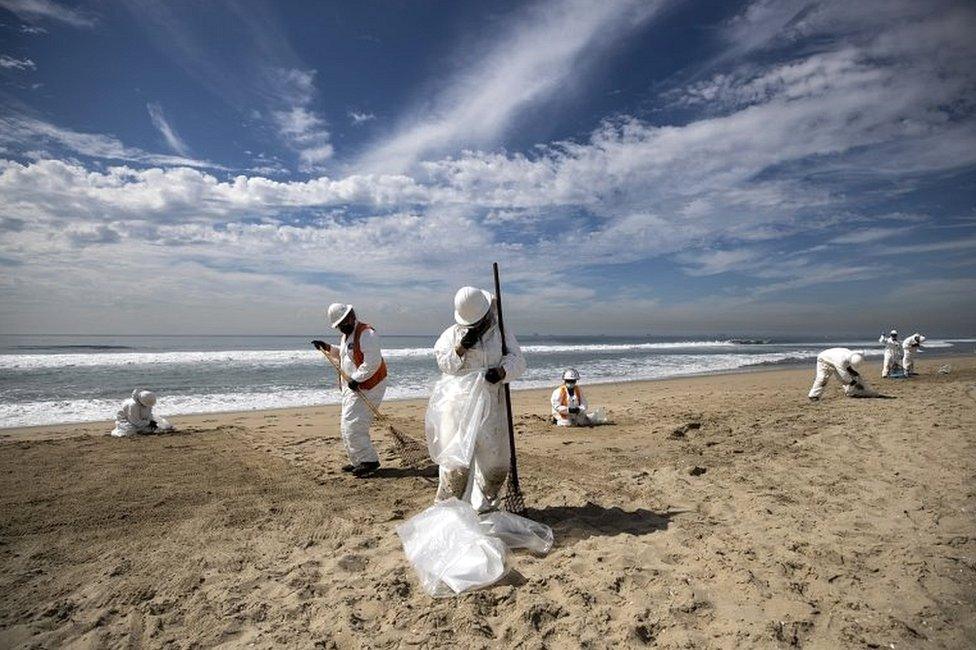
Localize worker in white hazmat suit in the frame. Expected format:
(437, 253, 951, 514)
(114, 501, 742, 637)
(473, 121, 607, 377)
(878, 329, 902, 378)
(110, 389, 171, 436)
(902, 333, 925, 376)
(432, 286, 526, 512)
(808, 348, 879, 400)
(312, 303, 388, 477)
(551, 368, 592, 426)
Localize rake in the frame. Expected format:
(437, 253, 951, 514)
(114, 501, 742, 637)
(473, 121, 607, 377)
(493, 261, 527, 516)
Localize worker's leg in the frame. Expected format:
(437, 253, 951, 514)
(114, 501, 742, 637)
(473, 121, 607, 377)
(339, 384, 383, 464)
(808, 361, 831, 399)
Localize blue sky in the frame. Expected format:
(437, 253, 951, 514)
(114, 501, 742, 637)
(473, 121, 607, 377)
(0, 0, 974, 336)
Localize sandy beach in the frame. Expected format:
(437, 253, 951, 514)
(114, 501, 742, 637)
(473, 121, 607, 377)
(1, 356, 974, 648)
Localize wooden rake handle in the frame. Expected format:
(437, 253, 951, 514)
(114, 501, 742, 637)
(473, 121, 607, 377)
(317, 347, 386, 422)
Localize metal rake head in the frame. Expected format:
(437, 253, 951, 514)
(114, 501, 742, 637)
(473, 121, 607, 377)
(388, 424, 430, 468)
(502, 476, 527, 516)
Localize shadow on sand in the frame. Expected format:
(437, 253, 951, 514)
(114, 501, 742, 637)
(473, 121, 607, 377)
(371, 464, 439, 479)
(528, 502, 681, 545)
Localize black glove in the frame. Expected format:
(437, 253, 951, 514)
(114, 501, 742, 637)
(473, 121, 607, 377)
(149, 419, 158, 429)
(485, 367, 506, 384)
(460, 327, 482, 350)
(568, 406, 580, 414)
(346, 378, 360, 391)
(311, 339, 330, 352)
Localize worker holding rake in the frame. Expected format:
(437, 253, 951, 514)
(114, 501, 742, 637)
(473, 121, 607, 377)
(431, 286, 526, 511)
(312, 303, 388, 477)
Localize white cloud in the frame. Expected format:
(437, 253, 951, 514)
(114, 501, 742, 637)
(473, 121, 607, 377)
(829, 227, 912, 244)
(0, 54, 36, 70)
(349, 111, 375, 125)
(20, 24, 47, 34)
(0, 114, 221, 169)
(356, 0, 666, 173)
(146, 102, 191, 157)
(270, 69, 333, 170)
(0, 0, 95, 28)
(2, 0, 976, 334)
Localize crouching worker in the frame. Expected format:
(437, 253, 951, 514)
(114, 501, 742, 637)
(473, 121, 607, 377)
(312, 302, 387, 478)
(111, 389, 172, 437)
(808, 348, 878, 400)
(551, 368, 593, 427)
(432, 286, 525, 512)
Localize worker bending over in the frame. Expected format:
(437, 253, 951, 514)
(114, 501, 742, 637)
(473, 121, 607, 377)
(312, 303, 388, 477)
(902, 333, 925, 376)
(808, 348, 878, 400)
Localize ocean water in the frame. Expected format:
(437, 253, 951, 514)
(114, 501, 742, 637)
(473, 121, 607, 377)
(0, 333, 971, 428)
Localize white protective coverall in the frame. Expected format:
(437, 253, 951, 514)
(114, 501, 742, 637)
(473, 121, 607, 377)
(879, 333, 901, 377)
(111, 389, 165, 436)
(325, 321, 387, 464)
(432, 310, 525, 511)
(902, 334, 925, 375)
(808, 348, 877, 399)
(551, 384, 589, 426)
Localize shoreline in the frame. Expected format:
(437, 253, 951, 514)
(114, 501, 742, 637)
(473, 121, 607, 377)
(3, 352, 969, 439)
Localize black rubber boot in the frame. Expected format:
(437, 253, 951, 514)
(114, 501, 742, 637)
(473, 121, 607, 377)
(352, 461, 380, 477)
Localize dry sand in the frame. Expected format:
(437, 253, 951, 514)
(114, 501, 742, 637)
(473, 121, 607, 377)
(1, 357, 974, 648)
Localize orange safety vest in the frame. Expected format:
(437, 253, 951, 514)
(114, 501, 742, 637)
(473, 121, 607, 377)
(351, 321, 388, 390)
(558, 384, 583, 411)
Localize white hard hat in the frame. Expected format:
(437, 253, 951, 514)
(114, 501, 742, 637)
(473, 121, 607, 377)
(849, 352, 865, 368)
(890, 329, 898, 336)
(454, 286, 493, 326)
(136, 390, 156, 407)
(327, 302, 353, 328)
(563, 368, 580, 382)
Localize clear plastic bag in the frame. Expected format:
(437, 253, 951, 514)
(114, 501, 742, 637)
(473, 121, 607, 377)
(396, 498, 508, 597)
(479, 511, 554, 555)
(586, 406, 607, 425)
(424, 371, 495, 470)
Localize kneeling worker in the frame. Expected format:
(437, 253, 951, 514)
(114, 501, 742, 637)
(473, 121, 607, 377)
(312, 303, 388, 477)
(551, 368, 592, 426)
(111, 388, 171, 437)
(808, 348, 878, 400)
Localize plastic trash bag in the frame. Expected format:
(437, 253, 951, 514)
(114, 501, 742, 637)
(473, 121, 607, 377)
(396, 498, 508, 597)
(425, 371, 495, 470)
(586, 406, 608, 425)
(479, 511, 554, 555)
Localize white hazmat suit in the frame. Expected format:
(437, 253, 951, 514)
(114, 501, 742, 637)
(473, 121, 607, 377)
(432, 301, 525, 512)
(878, 331, 901, 377)
(324, 320, 387, 465)
(808, 348, 878, 399)
(551, 384, 589, 426)
(902, 333, 925, 376)
(111, 389, 170, 436)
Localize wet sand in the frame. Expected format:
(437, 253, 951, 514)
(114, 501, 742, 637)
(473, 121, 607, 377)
(1, 357, 974, 648)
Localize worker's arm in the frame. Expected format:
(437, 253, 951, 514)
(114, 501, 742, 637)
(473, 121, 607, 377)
(835, 362, 855, 385)
(499, 329, 526, 383)
(551, 389, 568, 416)
(577, 390, 587, 412)
(434, 327, 465, 375)
(349, 328, 383, 382)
